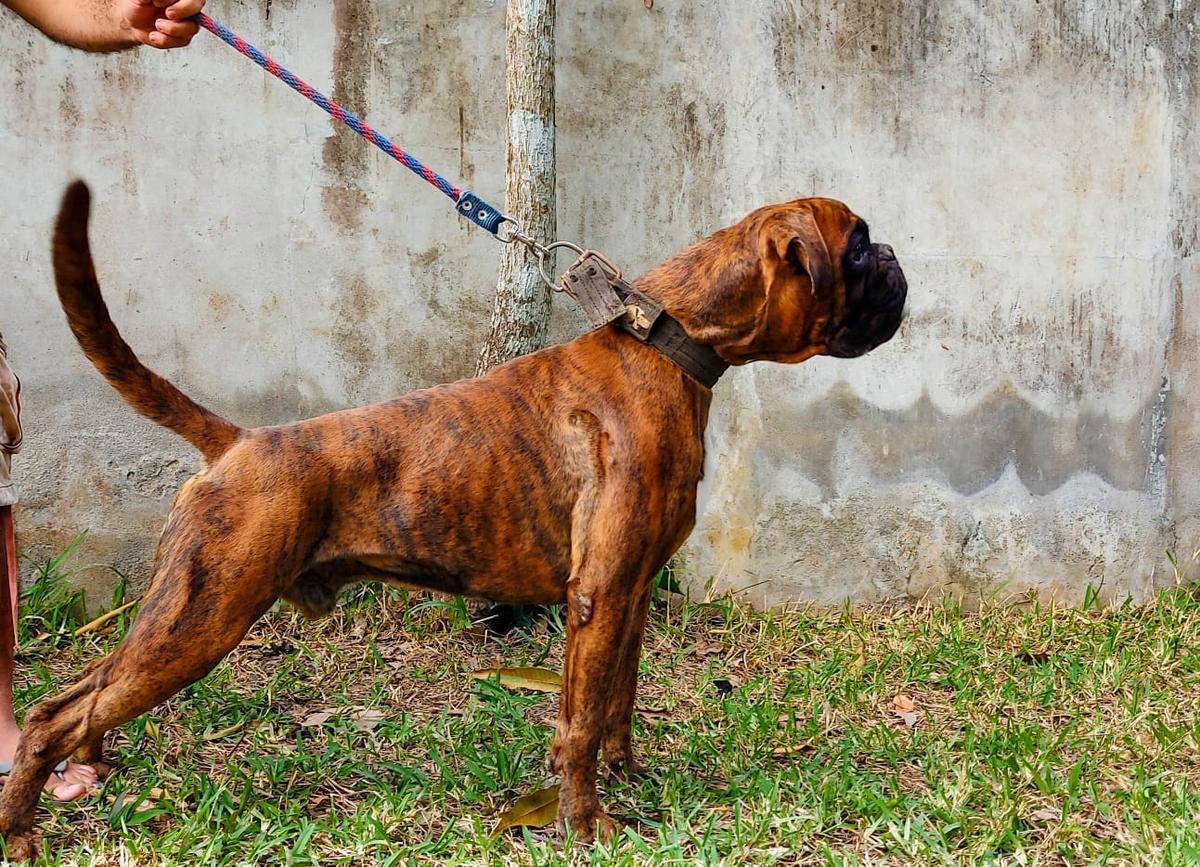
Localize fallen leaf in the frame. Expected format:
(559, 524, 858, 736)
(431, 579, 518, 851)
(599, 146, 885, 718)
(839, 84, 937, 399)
(897, 710, 920, 728)
(771, 741, 815, 759)
(893, 694, 916, 713)
(813, 701, 839, 736)
(74, 599, 139, 637)
(202, 720, 245, 742)
(691, 642, 723, 657)
(350, 709, 386, 732)
(1018, 647, 1051, 664)
(848, 649, 866, 675)
(493, 784, 560, 835)
(645, 0, 654, 9)
(108, 787, 164, 812)
(1030, 807, 1059, 823)
(470, 667, 562, 693)
(637, 706, 670, 720)
(300, 710, 335, 728)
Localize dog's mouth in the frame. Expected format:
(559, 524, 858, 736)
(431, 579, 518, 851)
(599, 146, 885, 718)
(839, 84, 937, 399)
(826, 244, 907, 358)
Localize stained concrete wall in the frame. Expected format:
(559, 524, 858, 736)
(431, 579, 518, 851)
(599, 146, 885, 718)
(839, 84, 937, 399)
(1, 1, 1196, 609)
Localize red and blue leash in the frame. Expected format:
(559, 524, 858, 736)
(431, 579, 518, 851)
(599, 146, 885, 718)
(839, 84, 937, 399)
(195, 12, 510, 239)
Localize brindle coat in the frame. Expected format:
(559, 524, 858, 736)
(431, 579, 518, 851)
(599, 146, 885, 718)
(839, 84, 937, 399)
(0, 181, 906, 858)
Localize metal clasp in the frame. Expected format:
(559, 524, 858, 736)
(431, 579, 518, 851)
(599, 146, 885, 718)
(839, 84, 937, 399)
(495, 222, 620, 292)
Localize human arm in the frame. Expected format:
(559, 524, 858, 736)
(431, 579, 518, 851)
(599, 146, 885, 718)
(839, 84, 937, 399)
(1, 0, 205, 52)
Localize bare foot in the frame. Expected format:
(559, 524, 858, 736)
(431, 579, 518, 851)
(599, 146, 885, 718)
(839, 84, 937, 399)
(42, 761, 99, 802)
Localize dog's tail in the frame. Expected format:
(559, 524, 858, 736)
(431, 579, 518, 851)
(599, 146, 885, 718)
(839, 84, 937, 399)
(52, 181, 243, 463)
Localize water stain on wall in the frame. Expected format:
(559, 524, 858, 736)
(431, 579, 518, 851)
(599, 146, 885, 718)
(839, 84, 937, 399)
(760, 381, 1160, 499)
(322, 0, 377, 231)
(330, 273, 382, 399)
(58, 76, 80, 134)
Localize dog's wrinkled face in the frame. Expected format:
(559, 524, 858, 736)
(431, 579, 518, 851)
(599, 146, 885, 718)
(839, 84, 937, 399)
(650, 198, 907, 366)
(741, 197, 907, 363)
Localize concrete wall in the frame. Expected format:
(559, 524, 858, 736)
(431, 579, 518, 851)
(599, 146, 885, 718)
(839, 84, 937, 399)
(1, 1, 1196, 609)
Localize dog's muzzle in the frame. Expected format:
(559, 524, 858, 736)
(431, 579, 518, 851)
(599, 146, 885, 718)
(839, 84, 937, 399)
(827, 243, 907, 358)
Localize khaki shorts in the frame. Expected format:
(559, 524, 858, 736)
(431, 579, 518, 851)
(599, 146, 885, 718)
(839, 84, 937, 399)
(0, 333, 22, 508)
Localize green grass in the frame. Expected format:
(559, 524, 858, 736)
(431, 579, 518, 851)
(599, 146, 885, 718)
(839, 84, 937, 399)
(11, 553, 1200, 865)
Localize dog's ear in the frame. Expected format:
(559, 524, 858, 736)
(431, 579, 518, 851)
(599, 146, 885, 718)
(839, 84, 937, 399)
(763, 208, 833, 303)
(741, 207, 837, 362)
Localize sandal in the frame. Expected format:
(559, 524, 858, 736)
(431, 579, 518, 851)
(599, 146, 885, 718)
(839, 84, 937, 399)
(0, 759, 70, 777)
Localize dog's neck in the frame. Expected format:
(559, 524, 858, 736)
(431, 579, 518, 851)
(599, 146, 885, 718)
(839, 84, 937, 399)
(632, 224, 762, 361)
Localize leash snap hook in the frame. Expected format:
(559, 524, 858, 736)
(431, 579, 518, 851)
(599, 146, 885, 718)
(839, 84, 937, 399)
(535, 241, 586, 292)
(495, 221, 545, 253)
(495, 223, 561, 290)
(495, 224, 600, 295)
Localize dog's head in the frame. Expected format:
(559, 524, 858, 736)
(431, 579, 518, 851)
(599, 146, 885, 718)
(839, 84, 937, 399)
(643, 198, 907, 365)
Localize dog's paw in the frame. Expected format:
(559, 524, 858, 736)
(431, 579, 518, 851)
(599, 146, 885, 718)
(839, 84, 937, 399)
(601, 730, 645, 780)
(547, 737, 565, 775)
(1, 830, 40, 862)
(558, 806, 617, 845)
(603, 752, 644, 781)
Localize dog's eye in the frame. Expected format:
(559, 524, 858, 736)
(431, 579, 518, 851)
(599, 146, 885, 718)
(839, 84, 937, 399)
(849, 240, 870, 268)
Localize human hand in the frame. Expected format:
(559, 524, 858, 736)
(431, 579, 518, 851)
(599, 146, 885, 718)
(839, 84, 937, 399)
(119, 0, 205, 49)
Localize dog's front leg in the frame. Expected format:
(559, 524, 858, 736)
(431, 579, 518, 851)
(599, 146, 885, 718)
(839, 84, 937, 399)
(600, 582, 653, 778)
(549, 544, 654, 843)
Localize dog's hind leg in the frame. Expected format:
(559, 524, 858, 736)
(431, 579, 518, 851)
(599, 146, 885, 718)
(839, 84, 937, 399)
(0, 539, 284, 860)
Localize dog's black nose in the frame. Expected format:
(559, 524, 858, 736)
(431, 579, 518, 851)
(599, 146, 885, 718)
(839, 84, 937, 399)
(876, 243, 896, 262)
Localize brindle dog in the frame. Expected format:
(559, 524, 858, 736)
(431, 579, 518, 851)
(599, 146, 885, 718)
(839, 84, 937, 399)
(0, 181, 906, 857)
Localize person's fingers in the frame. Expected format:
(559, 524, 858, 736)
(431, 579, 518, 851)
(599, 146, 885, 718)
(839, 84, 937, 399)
(155, 18, 199, 39)
(165, 0, 206, 19)
(146, 31, 191, 49)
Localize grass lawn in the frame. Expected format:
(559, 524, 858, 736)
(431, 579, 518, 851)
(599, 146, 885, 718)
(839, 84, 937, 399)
(11, 549, 1200, 865)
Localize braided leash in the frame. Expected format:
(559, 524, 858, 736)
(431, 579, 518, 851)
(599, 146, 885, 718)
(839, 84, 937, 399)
(194, 14, 725, 388)
(195, 12, 509, 237)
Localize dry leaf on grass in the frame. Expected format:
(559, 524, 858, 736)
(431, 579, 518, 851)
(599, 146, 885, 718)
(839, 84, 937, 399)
(492, 784, 560, 835)
(637, 706, 670, 720)
(108, 787, 164, 812)
(892, 693, 920, 728)
(299, 710, 336, 728)
(74, 599, 139, 637)
(201, 720, 245, 742)
(350, 709, 386, 732)
(848, 649, 866, 675)
(1018, 647, 1052, 664)
(470, 667, 562, 693)
(771, 741, 816, 760)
